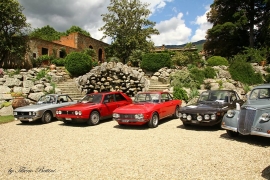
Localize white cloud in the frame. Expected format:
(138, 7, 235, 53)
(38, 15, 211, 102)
(151, 13, 191, 46)
(191, 5, 212, 42)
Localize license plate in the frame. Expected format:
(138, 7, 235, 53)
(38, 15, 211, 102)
(191, 120, 198, 124)
(122, 120, 129, 122)
(65, 118, 72, 120)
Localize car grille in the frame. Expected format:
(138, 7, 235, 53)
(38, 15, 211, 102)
(119, 114, 135, 119)
(238, 107, 256, 135)
(17, 112, 30, 116)
(61, 111, 75, 115)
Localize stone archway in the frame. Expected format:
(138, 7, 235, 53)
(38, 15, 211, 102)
(98, 49, 103, 62)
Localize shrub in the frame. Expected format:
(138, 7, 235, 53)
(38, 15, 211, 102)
(170, 70, 197, 88)
(190, 67, 205, 88)
(51, 58, 65, 66)
(173, 86, 188, 103)
(65, 52, 92, 77)
(189, 88, 200, 101)
(204, 67, 216, 78)
(141, 53, 172, 72)
(229, 60, 263, 85)
(207, 56, 229, 66)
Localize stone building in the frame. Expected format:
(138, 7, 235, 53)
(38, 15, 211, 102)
(28, 32, 109, 65)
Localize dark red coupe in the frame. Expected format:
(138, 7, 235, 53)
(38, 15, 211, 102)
(56, 92, 132, 125)
(113, 91, 182, 128)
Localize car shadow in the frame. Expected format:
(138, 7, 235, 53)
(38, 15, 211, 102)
(177, 124, 221, 132)
(219, 132, 270, 147)
(113, 117, 174, 130)
(58, 118, 113, 127)
(15, 118, 58, 126)
(261, 165, 270, 179)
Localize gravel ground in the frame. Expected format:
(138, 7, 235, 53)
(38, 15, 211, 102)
(0, 118, 270, 180)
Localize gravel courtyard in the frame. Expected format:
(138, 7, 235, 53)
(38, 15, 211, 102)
(0, 118, 270, 180)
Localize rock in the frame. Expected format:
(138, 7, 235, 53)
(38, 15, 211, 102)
(0, 106, 14, 116)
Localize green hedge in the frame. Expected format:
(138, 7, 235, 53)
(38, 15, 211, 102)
(140, 53, 172, 72)
(207, 56, 229, 66)
(65, 52, 92, 77)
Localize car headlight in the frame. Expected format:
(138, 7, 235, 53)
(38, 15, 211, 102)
(187, 115, 192, 121)
(204, 114, 210, 120)
(135, 114, 144, 119)
(260, 113, 270, 122)
(113, 113, 120, 118)
(13, 112, 17, 115)
(211, 114, 216, 120)
(29, 112, 36, 116)
(197, 115, 203, 121)
(75, 111, 82, 115)
(182, 113, 187, 118)
(226, 110, 235, 118)
(56, 110, 62, 115)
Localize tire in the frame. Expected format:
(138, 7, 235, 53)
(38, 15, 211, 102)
(148, 113, 159, 128)
(173, 106, 180, 118)
(41, 111, 52, 123)
(87, 111, 100, 126)
(226, 130, 239, 137)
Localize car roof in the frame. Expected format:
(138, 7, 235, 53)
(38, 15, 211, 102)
(253, 84, 270, 89)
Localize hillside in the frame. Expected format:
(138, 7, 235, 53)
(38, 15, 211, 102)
(156, 40, 206, 51)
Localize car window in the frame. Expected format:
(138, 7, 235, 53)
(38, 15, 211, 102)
(81, 94, 102, 103)
(161, 93, 171, 102)
(103, 94, 114, 103)
(134, 93, 160, 103)
(250, 88, 270, 100)
(115, 93, 126, 101)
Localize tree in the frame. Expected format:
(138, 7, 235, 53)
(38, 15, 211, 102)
(204, 0, 270, 58)
(29, 25, 63, 41)
(0, 0, 30, 66)
(99, 0, 159, 63)
(65, 25, 91, 37)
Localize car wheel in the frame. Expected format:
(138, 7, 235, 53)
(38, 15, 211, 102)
(41, 111, 52, 123)
(148, 113, 159, 128)
(20, 121, 29, 124)
(173, 106, 180, 118)
(226, 130, 239, 137)
(87, 111, 100, 126)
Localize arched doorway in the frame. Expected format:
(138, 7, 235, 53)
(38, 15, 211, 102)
(98, 49, 103, 62)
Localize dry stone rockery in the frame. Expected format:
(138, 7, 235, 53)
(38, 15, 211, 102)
(0, 67, 69, 116)
(75, 62, 149, 97)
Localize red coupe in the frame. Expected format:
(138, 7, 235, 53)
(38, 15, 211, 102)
(113, 92, 182, 128)
(56, 92, 132, 125)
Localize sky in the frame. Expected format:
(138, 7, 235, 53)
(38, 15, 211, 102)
(17, 0, 213, 46)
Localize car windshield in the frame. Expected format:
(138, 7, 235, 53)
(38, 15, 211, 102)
(80, 94, 102, 103)
(134, 93, 160, 103)
(249, 88, 270, 100)
(37, 95, 57, 104)
(198, 90, 234, 103)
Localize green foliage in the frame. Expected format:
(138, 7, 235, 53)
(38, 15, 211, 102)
(173, 86, 188, 103)
(128, 50, 144, 67)
(204, 66, 216, 78)
(171, 51, 190, 66)
(243, 84, 251, 94)
(33, 55, 53, 67)
(243, 47, 268, 63)
(0, 0, 30, 66)
(207, 56, 229, 66)
(92, 61, 99, 67)
(29, 25, 63, 41)
(51, 58, 65, 66)
(189, 88, 200, 101)
(108, 57, 120, 63)
(2, 101, 11, 107)
(65, 52, 92, 77)
(141, 53, 171, 72)
(190, 67, 205, 88)
(99, 0, 159, 63)
(36, 69, 48, 80)
(170, 70, 197, 89)
(65, 26, 90, 37)
(0, 115, 14, 124)
(229, 59, 264, 85)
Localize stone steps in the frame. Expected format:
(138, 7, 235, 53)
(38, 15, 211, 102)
(148, 79, 170, 92)
(56, 79, 84, 101)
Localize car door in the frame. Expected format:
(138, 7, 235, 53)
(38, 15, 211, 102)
(102, 94, 119, 118)
(161, 93, 175, 117)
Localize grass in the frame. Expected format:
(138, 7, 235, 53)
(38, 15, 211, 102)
(0, 115, 15, 124)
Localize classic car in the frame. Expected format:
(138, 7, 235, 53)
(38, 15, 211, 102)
(56, 91, 132, 125)
(222, 84, 270, 138)
(179, 90, 244, 127)
(13, 94, 76, 123)
(112, 91, 182, 128)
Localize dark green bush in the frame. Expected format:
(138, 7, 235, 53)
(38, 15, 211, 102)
(207, 56, 229, 66)
(51, 58, 65, 66)
(65, 52, 92, 77)
(204, 67, 216, 78)
(190, 67, 205, 88)
(173, 86, 188, 103)
(265, 74, 270, 83)
(141, 53, 172, 72)
(229, 60, 263, 85)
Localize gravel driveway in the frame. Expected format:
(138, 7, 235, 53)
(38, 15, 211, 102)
(0, 118, 270, 180)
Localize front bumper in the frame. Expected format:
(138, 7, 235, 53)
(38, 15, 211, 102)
(180, 118, 221, 126)
(14, 115, 41, 122)
(56, 116, 88, 122)
(113, 118, 149, 125)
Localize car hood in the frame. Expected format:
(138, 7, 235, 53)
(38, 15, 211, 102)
(243, 100, 270, 110)
(57, 102, 98, 110)
(14, 103, 62, 112)
(180, 101, 229, 112)
(114, 103, 154, 113)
